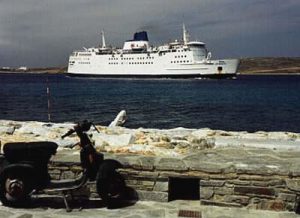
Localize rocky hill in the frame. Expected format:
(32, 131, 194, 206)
(239, 57, 300, 74)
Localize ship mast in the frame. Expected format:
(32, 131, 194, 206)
(101, 30, 106, 48)
(182, 23, 190, 45)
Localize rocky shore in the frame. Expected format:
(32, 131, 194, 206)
(1, 120, 300, 156)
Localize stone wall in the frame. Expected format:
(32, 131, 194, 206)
(48, 147, 300, 212)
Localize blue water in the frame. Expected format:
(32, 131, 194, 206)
(0, 73, 300, 132)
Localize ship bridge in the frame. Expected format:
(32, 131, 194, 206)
(187, 41, 208, 61)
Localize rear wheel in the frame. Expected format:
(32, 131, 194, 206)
(0, 168, 33, 207)
(96, 160, 125, 206)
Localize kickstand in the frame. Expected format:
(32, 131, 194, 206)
(62, 191, 72, 212)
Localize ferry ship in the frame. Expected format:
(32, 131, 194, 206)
(67, 25, 239, 79)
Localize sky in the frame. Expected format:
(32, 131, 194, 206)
(0, 0, 299, 67)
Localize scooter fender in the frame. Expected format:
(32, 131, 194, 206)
(0, 163, 36, 186)
(99, 159, 123, 169)
(96, 159, 123, 179)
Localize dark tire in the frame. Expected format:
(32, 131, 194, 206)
(96, 160, 125, 206)
(0, 167, 33, 207)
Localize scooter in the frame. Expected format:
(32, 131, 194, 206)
(0, 120, 125, 211)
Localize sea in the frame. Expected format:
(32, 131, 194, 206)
(0, 73, 300, 133)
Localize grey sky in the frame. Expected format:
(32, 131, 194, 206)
(0, 0, 299, 67)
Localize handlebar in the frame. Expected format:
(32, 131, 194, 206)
(61, 129, 75, 139)
(61, 120, 100, 139)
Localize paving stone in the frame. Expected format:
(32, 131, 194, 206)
(201, 200, 242, 208)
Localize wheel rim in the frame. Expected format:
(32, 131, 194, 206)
(107, 176, 123, 197)
(5, 178, 25, 201)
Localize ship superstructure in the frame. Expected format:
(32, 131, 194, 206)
(67, 24, 239, 78)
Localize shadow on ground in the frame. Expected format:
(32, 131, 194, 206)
(28, 189, 137, 211)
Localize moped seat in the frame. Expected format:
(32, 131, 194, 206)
(3, 141, 58, 162)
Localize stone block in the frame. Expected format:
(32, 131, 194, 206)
(185, 161, 223, 173)
(286, 179, 300, 191)
(158, 171, 190, 179)
(224, 195, 250, 206)
(138, 171, 159, 179)
(252, 179, 285, 187)
(200, 187, 214, 199)
(239, 175, 272, 181)
(227, 180, 251, 186)
(260, 199, 285, 211)
(200, 180, 225, 187)
(234, 186, 275, 196)
(88, 183, 97, 193)
(136, 190, 168, 202)
(0, 126, 15, 135)
(214, 187, 233, 195)
(48, 169, 61, 175)
(278, 193, 297, 202)
(61, 171, 75, 179)
(153, 181, 169, 192)
(156, 158, 188, 171)
(50, 174, 60, 180)
(289, 162, 300, 176)
(208, 173, 238, 180)
(186, 171, 210, 180)
(138, 156, 155, 170)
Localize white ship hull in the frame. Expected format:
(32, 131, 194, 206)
(67, 25, 239, 79)
(68, 54, 239, 79)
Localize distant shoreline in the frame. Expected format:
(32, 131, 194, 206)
(1, 57, 299, 75)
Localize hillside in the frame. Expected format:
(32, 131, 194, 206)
(239, 57, 300, 74)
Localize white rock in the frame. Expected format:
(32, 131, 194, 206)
(109, 110, 127, 127)
(267, 132, 294, 140)
(191, 129, 215, 139)
(92, 132, 135, 148)
(16, 122, 49, 136)
(0, 126, 15, 135)
(214, 136, 300, 150)
(238, 133, 268, 140)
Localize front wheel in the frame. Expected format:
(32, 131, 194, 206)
(0, 167, 33, 207)
(96, 160, 125, 206)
